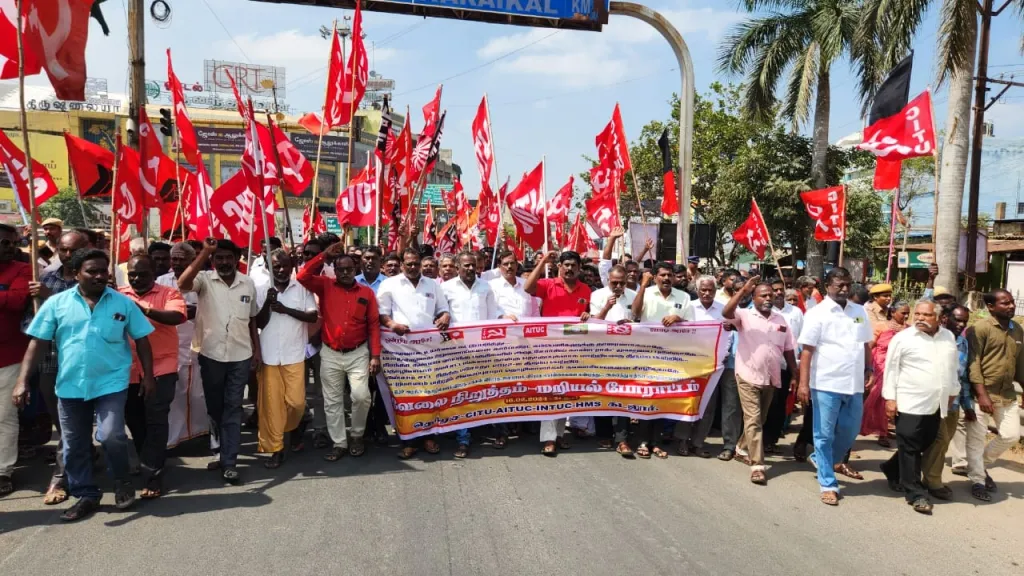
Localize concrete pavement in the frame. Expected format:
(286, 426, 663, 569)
(2, 429, 1023, 576)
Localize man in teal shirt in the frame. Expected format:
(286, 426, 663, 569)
(14, 248, 155, 522)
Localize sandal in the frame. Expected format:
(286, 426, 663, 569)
(493, 436, 508, 450)
(616, 442, 634, 458)
(696, 448, 712, 459)
(597, 439, 613, 450)
(834, 463, 863, 480)
(792, 440, 808, 462)
(0, 475, 12, 497)
(556, 436, 571, 450)
(264, 451, 284, 469)
(140, 469, 163, 499)
(971, 483, 992, 502)
(43, 483, 69, 505)
(349, 438, 366, 457)
(636, 443, 652, 459)
(312, 430, 331, 450)
(877, 437, 891, 448)
(820, 491, 839, 506)
(676, 441, 691, 457)
(324, 447, 346, 462)
(985, 473, 997, 492)
(59, 497, 99, 522)
(652, 447, 668, 460)
(397, 446, 417, 460)
(541, 442, 557, 457)
(424, 439, 441, 455)
(750, 470, 767, 485)
(454, 444, 469, 459)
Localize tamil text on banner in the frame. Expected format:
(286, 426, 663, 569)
(377, 318, 727, 440)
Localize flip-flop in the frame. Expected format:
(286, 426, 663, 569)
(834, 463, 863, 480)
(636, 444, 652, 459)
(397, 446, 418, 460)
(820, 491, 839, 506)
(43, 483, 69, 505)
(541, 442, 557, 457)
(424, 440, 441, 455)
(323, 447, 346, 462)
(652, 447, 669, 460)
(616, 442, 634, 458)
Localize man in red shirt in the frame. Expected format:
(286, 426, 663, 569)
(524, 250, 592, 456)
(119, 255, 187, 498)
(297, 242, 381, 462)
(0, 223, 31, 496)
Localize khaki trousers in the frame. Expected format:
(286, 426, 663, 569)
(922, 408, 960, 490)
(257, 362, 307, 453)
(320, 344, 371, 449)
(0, 363, 19, 477)
(736, 374, 775, 470)
(966, 398, 1022, 486)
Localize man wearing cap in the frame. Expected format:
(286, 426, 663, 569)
(865, 283, 892, 328)
(41, 218, 62, 257)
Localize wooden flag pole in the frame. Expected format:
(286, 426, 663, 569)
(542, 156, 549, 254)
(345, 20, 359, 188)
(15, 1, 37, 287)
(484, 93, 505, 268)
(838, 184, 847, 265)
(109, 132, 123, 277)
(310, 20, 338, 224)
(265, 113, 295, 251)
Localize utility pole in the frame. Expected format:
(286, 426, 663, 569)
(128, 0, 147, 238)
(965, 0, 1023, 283)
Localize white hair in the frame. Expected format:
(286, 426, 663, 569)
(129, 237, 147, 256)
(695, 275, 716, 289)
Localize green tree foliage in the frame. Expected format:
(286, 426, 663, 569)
(37, 188, 104, 229)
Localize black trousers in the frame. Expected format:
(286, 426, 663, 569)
(763, 368, 792, 447)
(125, 373, 178, 471)
(880, 410, 941, 503)
(37, 369, 65, 484)
(595, 417, 630, 443)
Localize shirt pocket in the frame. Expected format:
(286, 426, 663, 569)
(97, 320, 126, 344)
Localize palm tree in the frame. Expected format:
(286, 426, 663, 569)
(856, 1, 1022, 295)
(718, 0, 861, 278)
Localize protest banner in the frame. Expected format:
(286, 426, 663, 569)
(377, 318, 727, 440)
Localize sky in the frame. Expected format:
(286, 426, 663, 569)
(8, 0, 1024, 224)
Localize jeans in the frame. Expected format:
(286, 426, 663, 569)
(58, 390, 131, 500)
(880, 410, 940, 503)
(198, 355, 251, 468)
(810, 389, 863, 493)
(456, 428, 471, 445)
(124, 374, 177, 471)
(718, 369, 742, 451)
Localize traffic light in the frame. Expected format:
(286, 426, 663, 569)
(159, 108, 173, 137)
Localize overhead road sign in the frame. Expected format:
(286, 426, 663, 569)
(251, 0, 609, 32)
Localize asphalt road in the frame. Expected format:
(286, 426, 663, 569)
(2, 426, 1023, 576)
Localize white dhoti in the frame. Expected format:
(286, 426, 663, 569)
(167, 352, 211, 448)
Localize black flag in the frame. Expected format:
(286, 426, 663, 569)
(868, 53, 913, 125)
(375, 95, 392, 158)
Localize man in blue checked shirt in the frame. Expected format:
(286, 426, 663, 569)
(14, 248, 155, 522)
(920, 304, 974, 500)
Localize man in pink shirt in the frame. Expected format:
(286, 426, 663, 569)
(723, 276, 797, 485)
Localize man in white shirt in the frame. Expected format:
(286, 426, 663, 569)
(488, 251, 539, 318)
(764, 277, 804, 453)
(254, 250, 318, 469)
(591, 265, 635, 324)
(674, 275, 734, 458)
(442, 251, 513, 457)
(156, 242, 211, 449)
(878, 300, 960, 515)
(797, 267, 873, 506)
(379, 248, 451, 459)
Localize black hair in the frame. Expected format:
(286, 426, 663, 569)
(653, 261, 674, 276)
(672, 264, 687, 275)
(334, 254, 356, 268)
(72, 228, 99, 246)
(823, 266, 852, 287)
(558, 250, 581, 265)
(303, 238, 323, 251)
(850, 283, 869, 304)
(0, 223, 17, 235)
(385, 251, 402, 263)
(624, 260, 640, 269)
(186, 239, 204, 252)
(401, 247, 421, 262)
(418, 244, 435, 258)
(362, 246, 382, 259)
(721, 268, 741, 280)
(215, 239, 241, 258)
(770, 277, 786, 286)
(269, 248, 292, 265)
(983, 289, 1012, 307)
(498, 251, 515, 262)
(268, 237, 283, 251)
(148, 241, 172, 255)
(69, 248, 109, 272)
(608, 264, 627, 277)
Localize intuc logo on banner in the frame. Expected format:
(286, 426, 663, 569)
(606, 324, 632, 336)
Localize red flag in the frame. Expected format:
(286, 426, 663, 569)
(263, 122, 313, 196)
(858, 90, 936, 161)
(585, 188, 620, 238)
(505, 233, 524, 261)
(0, 0, 91, 101)
(435, 218, 458, 256)
(340, 0, 368, 125)
(64, 132, 113, 198)
(167, 49, 200, 166)
(732, 199, 771, 259)
(658, 128, 678, 216)
(596, 103, 631, 176)
(0, 128, 58, 213)
(113, 138, 145, 229)
(297, 112, 328, 137)
(138, 108, 177, 206)
(873, 158, 901, 190)
(800, 185, 846, 242)
(567, 212, 596, 255)
(546, 175, 573, 224)
(422, 200, 436, 246)
(422, 85, 443, 137)
(336, 177, 376, 228)
(589, 158, 620, 199)
(441, 179, 460, 214)
(302, 204, 326, 242)
(320, 25, 347, 131)
(209, 171, 274, 251)
(183, 163, 215, 239)
(471, 96, 494, 186)
(505, 162, 546, 250)
(479, 178, 505, 246)
(114, 219, 133, 264)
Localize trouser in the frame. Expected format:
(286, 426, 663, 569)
(365, 372, 392, 439)
(763, 368, 792, 447)
(922, 408, 960, 490)
(880, 410, 941, 503)
(719, 369, 742, 452)
(596, 417, 631, 443)
(674, 379, 720, 449)
(966, 398, 1022, 486)
(124, 373, 177, 471)
(736, 376, 775, 469)
(38, 369, 65, 485)
(303, 353, 327, 431)
(197, 355, 251, 468)
(257, 362, 307, 454)
(948, 410, 967, 469)
(539, 418, 567, 443)
(320, 344, 370, 449)
(796, 397, 814, 446)
(0, 364, 19, 477)
(634, 418, 661, 447)
(810, 389, 863, 493)
(58, 390, 131, 500)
